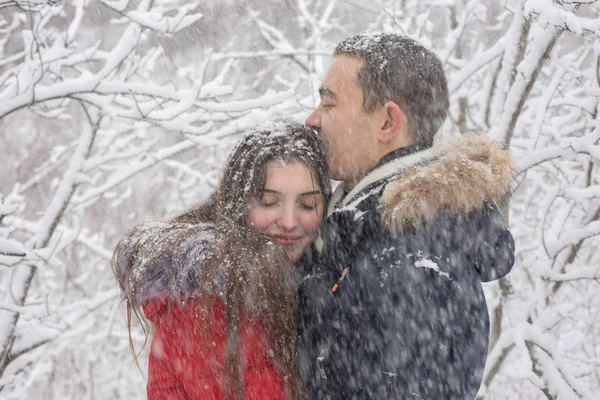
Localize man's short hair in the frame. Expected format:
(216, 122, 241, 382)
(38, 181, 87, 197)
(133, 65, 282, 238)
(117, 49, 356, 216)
(334, 33, 449, 145)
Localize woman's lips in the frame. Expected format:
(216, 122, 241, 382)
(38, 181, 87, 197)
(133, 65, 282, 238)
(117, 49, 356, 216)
(271, 235, 301, 246)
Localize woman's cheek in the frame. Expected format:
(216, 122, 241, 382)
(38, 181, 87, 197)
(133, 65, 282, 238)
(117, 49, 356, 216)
(303, 212, 323, 236)
(246, 208, 274, 233)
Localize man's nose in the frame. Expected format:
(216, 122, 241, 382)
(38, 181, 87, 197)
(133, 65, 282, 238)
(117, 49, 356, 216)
(305, 109, 321, 132)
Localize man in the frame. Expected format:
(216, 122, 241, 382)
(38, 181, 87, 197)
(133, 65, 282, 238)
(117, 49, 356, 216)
(298, 33, 515, 399)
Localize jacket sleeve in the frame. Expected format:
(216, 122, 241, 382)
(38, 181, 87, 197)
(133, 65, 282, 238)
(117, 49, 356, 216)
(145, 302, 190, 400)
(373, 205, 514, 396)
(147, 346, 189, 400)
(345, 241, 489, 399)
(466, 202, 515, 282)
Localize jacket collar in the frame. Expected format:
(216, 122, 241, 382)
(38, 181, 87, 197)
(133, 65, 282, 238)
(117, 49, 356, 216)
(327, 143, 436, 217)
(371, 141, 434, 171)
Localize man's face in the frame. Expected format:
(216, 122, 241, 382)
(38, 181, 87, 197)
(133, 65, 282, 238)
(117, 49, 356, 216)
(305, 55, 381, 184)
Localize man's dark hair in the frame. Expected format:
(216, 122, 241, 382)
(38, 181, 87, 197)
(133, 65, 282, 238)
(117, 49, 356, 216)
(334, 32, 449, 145)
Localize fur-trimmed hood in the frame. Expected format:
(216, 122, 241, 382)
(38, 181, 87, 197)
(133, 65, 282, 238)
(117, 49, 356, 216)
(380, 134, 513, 233)
(114, 221, 296, 312)
(114, 221, 214, 304)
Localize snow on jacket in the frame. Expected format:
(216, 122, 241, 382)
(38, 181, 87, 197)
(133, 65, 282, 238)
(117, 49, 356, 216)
(298, 134, 515, 399)
(115, 222, 288, 400)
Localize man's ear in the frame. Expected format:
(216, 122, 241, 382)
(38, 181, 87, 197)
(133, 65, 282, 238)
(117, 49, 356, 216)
(379, 101, 404, 143)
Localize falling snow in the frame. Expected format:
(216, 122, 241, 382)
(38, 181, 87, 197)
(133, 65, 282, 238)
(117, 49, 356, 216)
(1, 0, 600, 399)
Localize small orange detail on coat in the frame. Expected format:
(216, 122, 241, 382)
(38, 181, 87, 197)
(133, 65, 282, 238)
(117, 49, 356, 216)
(331, 268, 349, 292)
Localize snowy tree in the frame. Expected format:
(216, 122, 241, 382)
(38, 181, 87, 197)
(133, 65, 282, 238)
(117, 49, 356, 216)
(0, 0, 298, 398)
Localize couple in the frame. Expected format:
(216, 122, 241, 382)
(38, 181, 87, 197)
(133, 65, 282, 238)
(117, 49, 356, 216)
(114, 33, 515, 399)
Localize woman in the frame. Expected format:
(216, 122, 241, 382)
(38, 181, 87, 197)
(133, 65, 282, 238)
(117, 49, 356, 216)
(113, 120, 330, 400)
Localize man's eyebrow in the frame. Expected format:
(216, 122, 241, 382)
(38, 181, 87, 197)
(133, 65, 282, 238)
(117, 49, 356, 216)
(318, 87, 337, 100)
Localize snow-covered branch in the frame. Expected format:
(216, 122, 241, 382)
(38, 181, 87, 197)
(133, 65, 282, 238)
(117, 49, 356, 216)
(515, 126, 600, 174)
(490, 25, 560, 145)
(31, 108, 96, 249)
(98, 0, 203, 33)
(0, 0, 58, 11)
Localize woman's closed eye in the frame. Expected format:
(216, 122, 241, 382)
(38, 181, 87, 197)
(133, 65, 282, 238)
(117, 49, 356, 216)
(298, 195, 322, 211)
(259, 192, 280, 207)
(299, 202, 317, 211)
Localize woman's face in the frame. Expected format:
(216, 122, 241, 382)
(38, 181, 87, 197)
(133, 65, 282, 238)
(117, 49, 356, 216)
(246, 159, 324, 262)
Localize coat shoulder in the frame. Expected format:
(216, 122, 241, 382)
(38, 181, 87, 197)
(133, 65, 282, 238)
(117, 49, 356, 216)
(380, 133, 513, 234)
(114, 220, 215, 303)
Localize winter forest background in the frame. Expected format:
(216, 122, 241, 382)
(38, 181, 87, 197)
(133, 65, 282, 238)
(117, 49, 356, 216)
(0, 0, 599, 398)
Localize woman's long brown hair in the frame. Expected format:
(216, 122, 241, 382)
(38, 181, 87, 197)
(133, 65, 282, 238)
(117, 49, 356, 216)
(114, 120, 330, 400)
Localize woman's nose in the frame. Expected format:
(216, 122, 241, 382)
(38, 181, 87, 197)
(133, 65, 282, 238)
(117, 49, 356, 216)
(278, 207, 299, 231)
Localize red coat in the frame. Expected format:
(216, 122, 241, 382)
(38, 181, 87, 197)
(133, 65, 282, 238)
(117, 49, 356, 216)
(143, 296, 287, 399)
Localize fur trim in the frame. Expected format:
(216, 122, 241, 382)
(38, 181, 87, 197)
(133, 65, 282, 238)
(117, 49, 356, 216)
(114, 221, 215, 303)
(380, 133, 513, 234)
(115, 221, 296, 308)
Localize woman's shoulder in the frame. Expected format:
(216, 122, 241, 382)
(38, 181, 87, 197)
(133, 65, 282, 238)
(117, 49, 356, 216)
(115, 220, 215, 271)
(115, 220, 216, 304)
(142, 295, 222, 323)
(142, 295, 273, 353)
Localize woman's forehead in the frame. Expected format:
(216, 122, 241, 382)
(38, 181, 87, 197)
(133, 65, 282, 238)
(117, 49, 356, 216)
(262, 159, 321, 193)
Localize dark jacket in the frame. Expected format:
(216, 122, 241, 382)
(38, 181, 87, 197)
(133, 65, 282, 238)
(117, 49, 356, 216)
(298, 134, 515, 399)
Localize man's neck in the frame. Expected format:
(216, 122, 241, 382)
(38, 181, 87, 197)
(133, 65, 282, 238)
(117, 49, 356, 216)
(334, 144, 436, 214)
(346, 141, 432, 188)
(345, 177, 361, 191)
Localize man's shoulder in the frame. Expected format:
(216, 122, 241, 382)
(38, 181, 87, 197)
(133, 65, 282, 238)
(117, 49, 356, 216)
(334, 133, 512, 237)
(379, 134, 512, 236)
